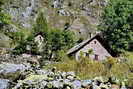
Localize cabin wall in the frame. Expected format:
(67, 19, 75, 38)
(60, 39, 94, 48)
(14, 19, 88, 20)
(34, 35, 44, 52)
(75, 39, 111, 60)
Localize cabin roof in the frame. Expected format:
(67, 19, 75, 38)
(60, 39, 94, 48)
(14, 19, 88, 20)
(35, 32, 44, 37)
(67, 34, 116, 57)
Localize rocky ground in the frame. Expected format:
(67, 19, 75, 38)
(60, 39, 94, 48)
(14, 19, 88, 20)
(0, 53, 41, 64)
(0, 60, 128, 89)
(0, 53, 131, 89)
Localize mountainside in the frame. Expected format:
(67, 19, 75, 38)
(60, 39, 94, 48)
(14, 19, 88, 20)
(2, 0, 107, 39)
(0, 0, 133, 89)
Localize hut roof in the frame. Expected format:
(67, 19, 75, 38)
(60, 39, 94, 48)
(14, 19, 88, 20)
(67, 34, 116, 57)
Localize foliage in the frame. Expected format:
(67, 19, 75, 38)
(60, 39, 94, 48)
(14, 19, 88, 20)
(55, 50, 69, 62)
(12, 34, 38, 55)
(0, 0, 11, 30)
(88, 49, 94, 55)
(103, 57, 118, 70)
(33, 11, 76, 62)
(12, 11, 76, 59)
(48, 29, 75, 51)
(12, 40, 27, 55)
(33, 11, 49, 39)
(40, 28, 76, 64)
(99, 0, 133, 53)
(25, 34, 39, 54)
(8, 31, 24, 47)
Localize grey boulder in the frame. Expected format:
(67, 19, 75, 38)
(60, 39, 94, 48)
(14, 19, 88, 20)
(0, 79, 10, 89)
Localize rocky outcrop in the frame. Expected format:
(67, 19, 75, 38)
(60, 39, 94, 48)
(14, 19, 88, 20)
(3, 0, 40, 29)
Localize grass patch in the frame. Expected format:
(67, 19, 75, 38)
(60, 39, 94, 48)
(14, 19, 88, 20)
(44, 59, 77, 72)
(45, 56, 132, 83)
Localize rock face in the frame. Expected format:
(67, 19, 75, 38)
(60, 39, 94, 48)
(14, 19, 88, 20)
(2, 0, 108, 39)
(3, 0, 40, 29)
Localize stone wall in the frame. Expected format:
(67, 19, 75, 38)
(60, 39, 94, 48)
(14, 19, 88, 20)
(75, 39, 111, 60)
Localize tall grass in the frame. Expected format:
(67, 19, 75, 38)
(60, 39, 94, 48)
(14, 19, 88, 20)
(45, 55, 132, 85)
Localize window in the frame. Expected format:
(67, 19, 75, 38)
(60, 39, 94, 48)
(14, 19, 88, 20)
(78, 56, 80, 60)
(94, 54, 99, 60)
(94, 41, 97, 44)
(85, 52, 89, 57)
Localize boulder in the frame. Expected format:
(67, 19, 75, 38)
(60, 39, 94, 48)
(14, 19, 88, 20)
(81, 80, 92, 88)
(22, 54, 31, 58)
(23, 75, 48, 83)
(52, 80, 63, 88)
(111, 84, 120, 89)
(0, 79, 10, 89)
(67, 75, 74, 81)
(72, 80, 82, 89)
(36, 69, 48, 75)
(100, 83, 109, 89)
(61, 72, 67, 78)
(0, 63, 30, 80)
(67, 71, 75, 76)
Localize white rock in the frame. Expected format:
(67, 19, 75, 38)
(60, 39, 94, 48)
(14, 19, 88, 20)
(22, 54, 31, 58)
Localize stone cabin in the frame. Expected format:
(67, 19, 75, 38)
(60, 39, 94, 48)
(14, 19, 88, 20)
(34, 32, 44, 52)
(67, 34, 115, 61)
(34, 33, 44, 47)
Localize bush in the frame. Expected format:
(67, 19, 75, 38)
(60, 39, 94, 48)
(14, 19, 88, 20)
(12, 34, 39, 55)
